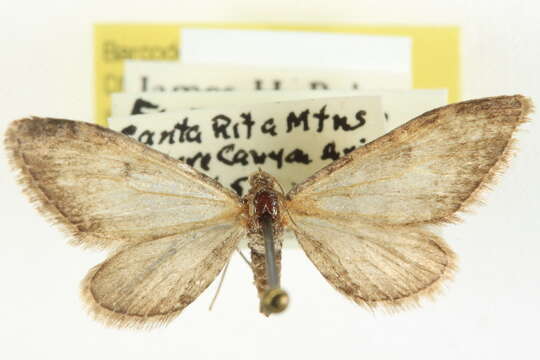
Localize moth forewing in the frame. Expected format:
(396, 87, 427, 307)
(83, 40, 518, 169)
(4, 117, 242, 250)
(287, 95, 532, 226)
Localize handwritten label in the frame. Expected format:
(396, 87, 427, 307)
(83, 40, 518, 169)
(123, 61, 411, 94)
(108, 97, 385, 195)
(111, 89, 447, 131)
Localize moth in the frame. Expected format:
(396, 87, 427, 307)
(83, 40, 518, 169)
(4, 95, 531, 328)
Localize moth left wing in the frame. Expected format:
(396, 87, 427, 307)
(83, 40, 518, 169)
(287, 95, 532, 226)
(4, 117, 241, 248)
(291, 216, 456, 310)
(82, 220, 245, 328)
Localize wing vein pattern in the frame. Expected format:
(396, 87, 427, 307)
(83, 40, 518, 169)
(5, 117, 242, 249)
(287, 95, 531, 310)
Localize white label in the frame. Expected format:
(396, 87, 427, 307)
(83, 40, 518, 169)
(108, 96, 385, 196)
(123, 61, 411, 93)
(111, 89, 447, 131)
(180, 28, 411, 73)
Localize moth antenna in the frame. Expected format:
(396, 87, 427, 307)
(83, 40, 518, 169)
(208, 261, 230, 311)
(236, 247, 253, 269)
(285, 205, 299, 229)
(277, 181, 299, 228)
(276, 180, 286, 195)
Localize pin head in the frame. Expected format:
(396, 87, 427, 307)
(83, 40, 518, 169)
(261, 288, 289, 314)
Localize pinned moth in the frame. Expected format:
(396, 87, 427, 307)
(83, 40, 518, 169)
(4, 95, 531, 328)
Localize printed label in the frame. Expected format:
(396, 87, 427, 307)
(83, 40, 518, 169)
(123, 61, 411, 94)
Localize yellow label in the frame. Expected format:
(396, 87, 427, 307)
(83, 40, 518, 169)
(94, 23, 459, 126)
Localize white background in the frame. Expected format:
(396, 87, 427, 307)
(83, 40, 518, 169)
(0, 1, 539, 359)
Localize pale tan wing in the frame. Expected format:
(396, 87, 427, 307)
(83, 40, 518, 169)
(292, 216, 456, 309)
(82, 221, 245, 328)
(287, 95, 532, 225)
(4, 117, 241, 248)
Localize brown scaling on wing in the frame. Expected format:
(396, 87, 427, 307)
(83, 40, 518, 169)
(291, 217, 457, 311)
(288, 95, 533, 226)
(81, 222, 245, 328)
(5, 117, 247, 328)
(4, 117, 242, 249)
(286, 95, 532, 311)
(3, 95, 532, 323)
(242, 170, 288, 308)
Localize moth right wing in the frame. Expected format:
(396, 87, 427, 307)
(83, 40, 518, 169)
(4, 117, 242, 248)
(82, 220, 245, 328)
(285, 95, 530, 310)
(290, 216, 456, 310)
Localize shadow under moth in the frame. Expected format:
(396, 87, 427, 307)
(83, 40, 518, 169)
(4, 95, 532, 328)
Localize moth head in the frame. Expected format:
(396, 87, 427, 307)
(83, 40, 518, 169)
(249, 169, 283, 193)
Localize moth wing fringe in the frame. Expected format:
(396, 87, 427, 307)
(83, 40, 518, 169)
(80, 263, 183, 329)
(3, 117, 113, 249)
(439, 95, 533, 225)
(348, 242, 458, 314)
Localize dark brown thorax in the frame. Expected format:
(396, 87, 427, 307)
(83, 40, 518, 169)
(254, 190, 279, 222)
(244, 171, 286, 241)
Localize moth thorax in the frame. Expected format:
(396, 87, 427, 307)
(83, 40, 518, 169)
(254, 190, 279, 224)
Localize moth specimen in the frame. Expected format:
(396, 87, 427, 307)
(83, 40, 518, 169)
(4, 95, 531, 328)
